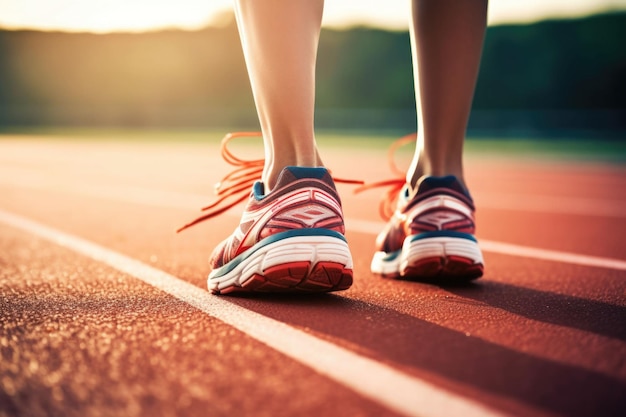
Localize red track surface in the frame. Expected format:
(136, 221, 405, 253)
(1, 137, 625, 417)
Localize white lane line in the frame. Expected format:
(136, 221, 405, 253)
(346, 219, 626, 272)
(478, 240, 626, 271)
(2, 175, 625, 272)
(0, 208, 508, 417)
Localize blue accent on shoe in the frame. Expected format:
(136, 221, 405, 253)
(211, 228, 347, 278)
(401, 185, 410, 200)
(419, 175, 472, 200)
(252, 181, 265, 199)
(409, 230, 478, 242)
(286, 166, 329, 180)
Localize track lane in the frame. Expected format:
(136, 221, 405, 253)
(2, 196, 624, 417)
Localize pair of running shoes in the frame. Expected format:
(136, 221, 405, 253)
(179, 132, 484, 294)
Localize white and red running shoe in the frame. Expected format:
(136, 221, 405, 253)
(178, 133, 356, 294)
(356, 135, 484, 282)
(371, 176, 484, 281)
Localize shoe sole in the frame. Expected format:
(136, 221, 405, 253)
(208, 230, 353, 294)
(371, 235, 484, 282)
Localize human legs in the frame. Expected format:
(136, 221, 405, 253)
(408, 0, 488, 189)
(233, 0, 324, 190)
(233, 0, 487, 191)
(192, 0, 487, 289)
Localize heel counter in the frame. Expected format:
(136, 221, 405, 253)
(262, 185, 346, 237)
(408, 194, 476, 235)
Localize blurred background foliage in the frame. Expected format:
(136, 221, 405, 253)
(0, 11, 624, 138)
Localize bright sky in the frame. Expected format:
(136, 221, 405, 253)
(0, 0, 624, 32)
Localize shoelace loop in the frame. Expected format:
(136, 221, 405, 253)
(177, 132, 363, 233)
(354, 133, 416, 220)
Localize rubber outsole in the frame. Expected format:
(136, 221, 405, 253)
(371, 236, 484, 283)
(209, 234, 354, 295)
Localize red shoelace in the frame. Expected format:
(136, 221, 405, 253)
(353, 133, 416, 220)
(177, 132, 364, 233)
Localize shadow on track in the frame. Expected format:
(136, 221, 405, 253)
(446, 281, 626, 341)
(228, 289, 626, 417)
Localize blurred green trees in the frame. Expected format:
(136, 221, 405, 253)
(0, 12, 624, 135)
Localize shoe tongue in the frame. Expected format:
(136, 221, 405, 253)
(417, 175, 470, 197)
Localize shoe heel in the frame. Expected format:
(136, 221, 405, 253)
(400, 235, 484, 281)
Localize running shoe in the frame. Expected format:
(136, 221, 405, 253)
(178, 132, 357, 294)
(356, 135, 484, 282)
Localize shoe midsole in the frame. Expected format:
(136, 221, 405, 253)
(209, 230, 353, 290)
(372, 235, 484, 274)
(403, 236, 484, 265)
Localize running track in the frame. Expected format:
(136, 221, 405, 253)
(1, 136, 625, 417)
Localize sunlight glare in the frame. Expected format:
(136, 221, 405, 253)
(0, 0, 624, 32)
(0, 0, 232, 32)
